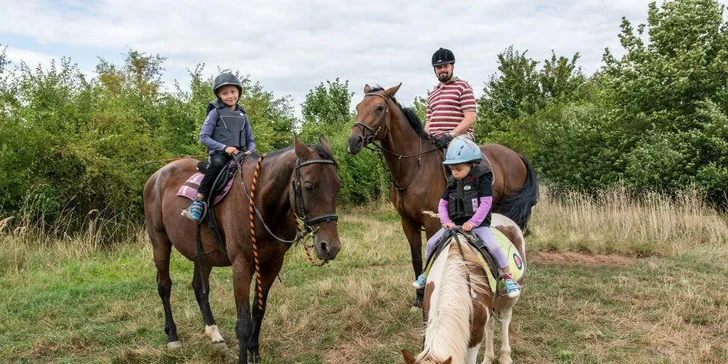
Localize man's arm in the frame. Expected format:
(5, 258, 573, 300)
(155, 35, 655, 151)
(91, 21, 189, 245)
(450, 110, 476, 137)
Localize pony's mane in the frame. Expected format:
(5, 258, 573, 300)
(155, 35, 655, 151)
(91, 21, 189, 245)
(369, 86, 428, 139)
(419, 239, 489, 364)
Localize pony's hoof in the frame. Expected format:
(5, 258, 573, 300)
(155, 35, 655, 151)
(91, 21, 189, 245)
(167, 341, 182, 349)
(410, 305, 421, 312)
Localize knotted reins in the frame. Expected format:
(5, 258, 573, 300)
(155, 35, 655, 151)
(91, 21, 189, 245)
(244, 154, 338, 310)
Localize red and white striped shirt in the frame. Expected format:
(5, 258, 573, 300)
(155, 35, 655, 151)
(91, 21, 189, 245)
(426, 78, 477, 137)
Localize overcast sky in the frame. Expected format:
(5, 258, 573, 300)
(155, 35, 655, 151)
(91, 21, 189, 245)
(0, 0, 675, 117)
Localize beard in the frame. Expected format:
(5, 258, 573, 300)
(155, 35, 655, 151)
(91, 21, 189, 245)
(437, 71, 452, 82)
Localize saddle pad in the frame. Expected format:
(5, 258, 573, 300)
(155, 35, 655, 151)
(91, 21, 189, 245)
(482, 228, 526, 296)
(176, 173, 234, 205)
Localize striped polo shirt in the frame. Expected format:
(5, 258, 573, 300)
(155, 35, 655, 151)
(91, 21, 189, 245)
(426, 78, 477, 137)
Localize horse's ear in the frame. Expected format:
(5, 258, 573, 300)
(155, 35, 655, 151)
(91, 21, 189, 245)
(401, 349, 416, 364)
(294, 134, 308, 159)
(364, 84, 371, 94)
(318, 134, 332, 156)
(443, 357, 452, 364)
(383, 83, 402, 98)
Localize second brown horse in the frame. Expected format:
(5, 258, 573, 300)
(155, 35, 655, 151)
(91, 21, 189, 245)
(347, 84, 538, 307)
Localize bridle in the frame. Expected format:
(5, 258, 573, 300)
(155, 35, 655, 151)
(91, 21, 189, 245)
(351, 92, 440, 194)
(292, 157, 339, 232)
(352, 92, 391, 146)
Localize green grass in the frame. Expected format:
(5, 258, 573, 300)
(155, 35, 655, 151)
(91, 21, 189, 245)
(1, 199, 727, 363)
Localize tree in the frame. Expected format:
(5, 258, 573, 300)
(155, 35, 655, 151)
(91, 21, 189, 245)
(601, 0, 728, 203)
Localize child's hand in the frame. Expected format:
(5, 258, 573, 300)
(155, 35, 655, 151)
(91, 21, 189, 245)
(443, 222, 455, 229)
(225, 146, 239, 155)
(462, 222, 474, 231)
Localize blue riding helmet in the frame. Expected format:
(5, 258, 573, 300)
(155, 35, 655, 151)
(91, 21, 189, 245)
(443, 137, 482, 165)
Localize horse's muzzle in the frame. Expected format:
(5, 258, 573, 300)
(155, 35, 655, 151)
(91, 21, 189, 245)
(347, 134, 364, 155)
(314, 231, 341, 261)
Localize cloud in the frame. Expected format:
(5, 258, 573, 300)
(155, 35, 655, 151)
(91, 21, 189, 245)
(0, 0, 654, 114)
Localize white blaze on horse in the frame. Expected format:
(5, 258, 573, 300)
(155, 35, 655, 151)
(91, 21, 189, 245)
(402, 214, 526, 364)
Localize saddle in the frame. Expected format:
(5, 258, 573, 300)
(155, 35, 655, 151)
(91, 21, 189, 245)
(177, 154, 247, 261)
(424, 228, 526, 297)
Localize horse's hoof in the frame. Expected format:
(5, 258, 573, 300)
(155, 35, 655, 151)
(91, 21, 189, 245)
(167, 341, 182, 349)
(205, 324, 225, 343)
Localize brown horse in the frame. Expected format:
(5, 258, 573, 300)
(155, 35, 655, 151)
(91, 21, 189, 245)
(143, 136, 341, 364)
(347, 84, 538, 306)
(401, 214, 526, 364)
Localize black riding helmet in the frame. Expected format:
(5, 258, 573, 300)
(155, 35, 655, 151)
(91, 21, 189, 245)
(213, 72, 243, 96)
(432, 48, 455, 67)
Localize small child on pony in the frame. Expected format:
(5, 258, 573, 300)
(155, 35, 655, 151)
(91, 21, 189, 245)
(413, 136, 520, 298)
(181, 72, 256, 223)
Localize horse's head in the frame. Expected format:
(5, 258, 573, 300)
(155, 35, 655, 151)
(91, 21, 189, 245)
(290, 135, 342, 261)
(347, 83, 402, 154)
(401, 349, 452, 364)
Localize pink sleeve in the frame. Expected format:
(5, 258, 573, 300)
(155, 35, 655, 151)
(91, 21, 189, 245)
(467, 196, 492, 226)
(438, 198, 451, 225)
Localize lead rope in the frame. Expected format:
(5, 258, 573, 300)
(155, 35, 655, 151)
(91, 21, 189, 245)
(248, 156, 265, 310)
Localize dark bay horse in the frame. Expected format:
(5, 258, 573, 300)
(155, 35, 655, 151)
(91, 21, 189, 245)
(347, 84, 538, 306)
(401, 214, 526, 364)
(143, 136, 341, 364)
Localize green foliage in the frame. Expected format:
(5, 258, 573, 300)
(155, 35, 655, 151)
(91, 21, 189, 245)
(0, 49, 299, 233)
(299, 79, 388, 204)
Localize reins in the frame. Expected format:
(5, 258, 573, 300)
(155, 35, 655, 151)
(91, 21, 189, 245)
(243, 154, 337, 309)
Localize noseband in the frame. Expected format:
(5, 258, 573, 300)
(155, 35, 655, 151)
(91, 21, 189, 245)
(292, 158, 338, 232)
(353, 92, 390, 145)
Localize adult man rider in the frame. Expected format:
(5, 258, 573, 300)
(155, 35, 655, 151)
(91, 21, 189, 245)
(425, 48, 477, 148)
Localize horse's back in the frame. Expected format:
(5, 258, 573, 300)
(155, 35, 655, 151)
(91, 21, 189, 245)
(143, 159, 200, 242)
(491, 213, 527, 267)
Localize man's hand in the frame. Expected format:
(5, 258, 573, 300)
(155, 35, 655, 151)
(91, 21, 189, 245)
(435, 133, 454, 148)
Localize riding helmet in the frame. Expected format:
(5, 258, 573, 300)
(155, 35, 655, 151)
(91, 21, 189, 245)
(213, 72, 243, 95)
(432, 48, 456, 67)
(444, 137, 481, 165)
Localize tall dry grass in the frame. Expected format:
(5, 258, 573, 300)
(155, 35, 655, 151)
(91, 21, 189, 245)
(530, 185, 728, 256)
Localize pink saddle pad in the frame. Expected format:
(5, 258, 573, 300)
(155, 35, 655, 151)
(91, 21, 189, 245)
(176, 172, 234, 205)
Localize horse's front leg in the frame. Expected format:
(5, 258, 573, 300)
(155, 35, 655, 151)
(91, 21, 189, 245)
(232, 260, 254, 364)
(248, 259, 283, 363)
(401, 218, 424, 308)
(497, 299, 518, 364)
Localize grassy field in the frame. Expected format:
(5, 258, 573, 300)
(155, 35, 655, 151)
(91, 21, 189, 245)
(1, 191, 727, 363)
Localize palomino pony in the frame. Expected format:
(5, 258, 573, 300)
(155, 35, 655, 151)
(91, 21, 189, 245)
(347, 84, 538, 306)
(401, 214, 526, 364)
(143, 136, 341, 364)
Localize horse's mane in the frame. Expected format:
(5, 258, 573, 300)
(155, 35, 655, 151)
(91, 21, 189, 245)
(419, 239, 489, 364)
(369, 87, 428, 139)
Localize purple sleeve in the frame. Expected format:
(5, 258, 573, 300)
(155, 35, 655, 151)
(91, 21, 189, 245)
(199, 109, 227, 152)
(467, 196, 492, 226)
(438, 198, 451, 225)
(244, 118, 256, 152)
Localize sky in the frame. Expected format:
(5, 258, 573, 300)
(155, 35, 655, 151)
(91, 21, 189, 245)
(0, 0, 667, 117)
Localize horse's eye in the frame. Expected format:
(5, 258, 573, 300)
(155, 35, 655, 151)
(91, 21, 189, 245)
(376, 105, 384, 112)
(304, 183, 313, 192)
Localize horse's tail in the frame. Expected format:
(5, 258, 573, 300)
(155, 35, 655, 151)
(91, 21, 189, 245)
(497, 154, 539, 234)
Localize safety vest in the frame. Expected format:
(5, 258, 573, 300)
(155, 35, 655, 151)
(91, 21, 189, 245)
(446, 166, 491, 227)
(208, 101, 249, 151)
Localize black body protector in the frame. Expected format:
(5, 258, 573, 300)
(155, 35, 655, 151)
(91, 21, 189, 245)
(446, 165, 491, 227)
(208, 100, 249, 153)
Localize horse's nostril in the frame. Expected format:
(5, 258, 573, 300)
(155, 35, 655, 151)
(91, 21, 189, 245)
(320, 241, 328, 252)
